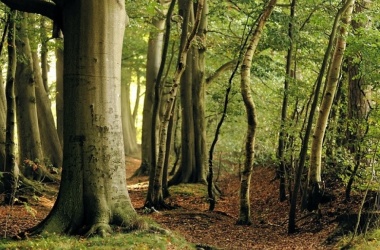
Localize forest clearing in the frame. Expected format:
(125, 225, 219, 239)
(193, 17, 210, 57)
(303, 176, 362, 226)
(0, 156, 371, 249)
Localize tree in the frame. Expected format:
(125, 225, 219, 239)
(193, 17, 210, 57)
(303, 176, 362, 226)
(137, 0, 167, 176)
(237, 0, 277, 225)
(169, 0, 208, 186)
(1, 0, 144, 236)
(307, 0, 355, 212)
(15, 13, 45, 180)
(3, 10, 18, 205)
(145, 0, 204, 208)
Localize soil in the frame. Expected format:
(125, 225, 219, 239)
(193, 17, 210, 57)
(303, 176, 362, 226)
(0, 156, 363, 249)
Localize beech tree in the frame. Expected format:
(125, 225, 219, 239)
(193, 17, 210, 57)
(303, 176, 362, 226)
(237, 0, 277, 225)
(1, 0, 144, 236)
(307, 0, 355, 212)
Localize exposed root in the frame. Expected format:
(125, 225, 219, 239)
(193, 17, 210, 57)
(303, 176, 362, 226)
(84, 223, 112, 237)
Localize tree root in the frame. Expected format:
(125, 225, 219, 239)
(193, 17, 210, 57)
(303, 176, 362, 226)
(84, 223, 112, 237)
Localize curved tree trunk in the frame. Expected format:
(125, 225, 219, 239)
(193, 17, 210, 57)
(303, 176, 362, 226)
(22, 1, 142, 236)
(307, 0, 355, 212)
(288, 0, 354, 233)
(15, 13, 45, 180)
(237, 0, 277, 226)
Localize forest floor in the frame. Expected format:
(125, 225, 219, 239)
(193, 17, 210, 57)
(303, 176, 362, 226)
(0, 156, 365, 249)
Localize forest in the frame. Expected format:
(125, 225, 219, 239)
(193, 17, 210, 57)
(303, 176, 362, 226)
(0, 0, 380, 249)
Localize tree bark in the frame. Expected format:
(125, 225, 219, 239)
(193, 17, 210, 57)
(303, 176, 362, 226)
(32, 51, 63, 168)
(15, 13, 45, 180)
(55, 45, 64, 147)
(307, 0, 355, 212)
(5, 1, 144, 236)
(237, 0, 277, 225)
(288, 0, 354, 233)
(138, 1, 166, 176)
(145, 0, 204, 208)
(3, 10, 18, 205)
(121, 68, 138, 156)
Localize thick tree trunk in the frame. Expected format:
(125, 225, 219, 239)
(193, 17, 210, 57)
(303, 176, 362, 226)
(15, 13, 45, 180)
(307, 0, 355, 212)
(24, 1, 142, 236)
(237, 0, 277, 226)
(169, 0, 207, 185)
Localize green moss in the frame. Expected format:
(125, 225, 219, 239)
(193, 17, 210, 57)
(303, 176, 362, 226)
(169, 183, 208, 198)
(0, 230, 195, 250)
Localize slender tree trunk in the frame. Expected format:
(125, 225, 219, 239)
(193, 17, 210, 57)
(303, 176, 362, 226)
(145, 0, 204, 208)
(40, 16, 49, 91)
(307, 0, 355, 212)
(288, 1, 354, 233)
(138, 2, 166, 176)
(15, 13, 44, 180)
(55, 45, 64, 146)
(32, 51, 63, 168)
(237, 0, 277, 225)
(3, 10, 18, 205)
(277, 0, 296, 202)
(121, 68, 138, 155)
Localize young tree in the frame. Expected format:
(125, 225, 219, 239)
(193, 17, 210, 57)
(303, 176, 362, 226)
(307, 0, 355, 212)
(237, 0, 277, 225)
(1, 0, 144, 236)
(3, 10, 18, 205)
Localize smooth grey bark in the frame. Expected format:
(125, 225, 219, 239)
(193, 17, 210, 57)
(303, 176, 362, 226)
(307, 0, 354, 212)
(289, 1, 355, 233)
(121, 68, 138, 156)
(15, 13, 45, 180)
(237, 0, 277, 226)
(138, 3, 165, 175)
(32, 51, 63, 168)
(3, 10, 18, 205)
(2, 1, 143, 236)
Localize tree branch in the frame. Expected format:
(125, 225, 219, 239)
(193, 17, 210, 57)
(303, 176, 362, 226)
(1, 0, 58, 22)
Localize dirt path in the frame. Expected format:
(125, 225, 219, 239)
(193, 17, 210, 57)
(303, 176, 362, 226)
(1, 157, 350, 249)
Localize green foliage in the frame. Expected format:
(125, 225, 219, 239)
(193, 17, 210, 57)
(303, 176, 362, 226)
(0, 230, 195, 250)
